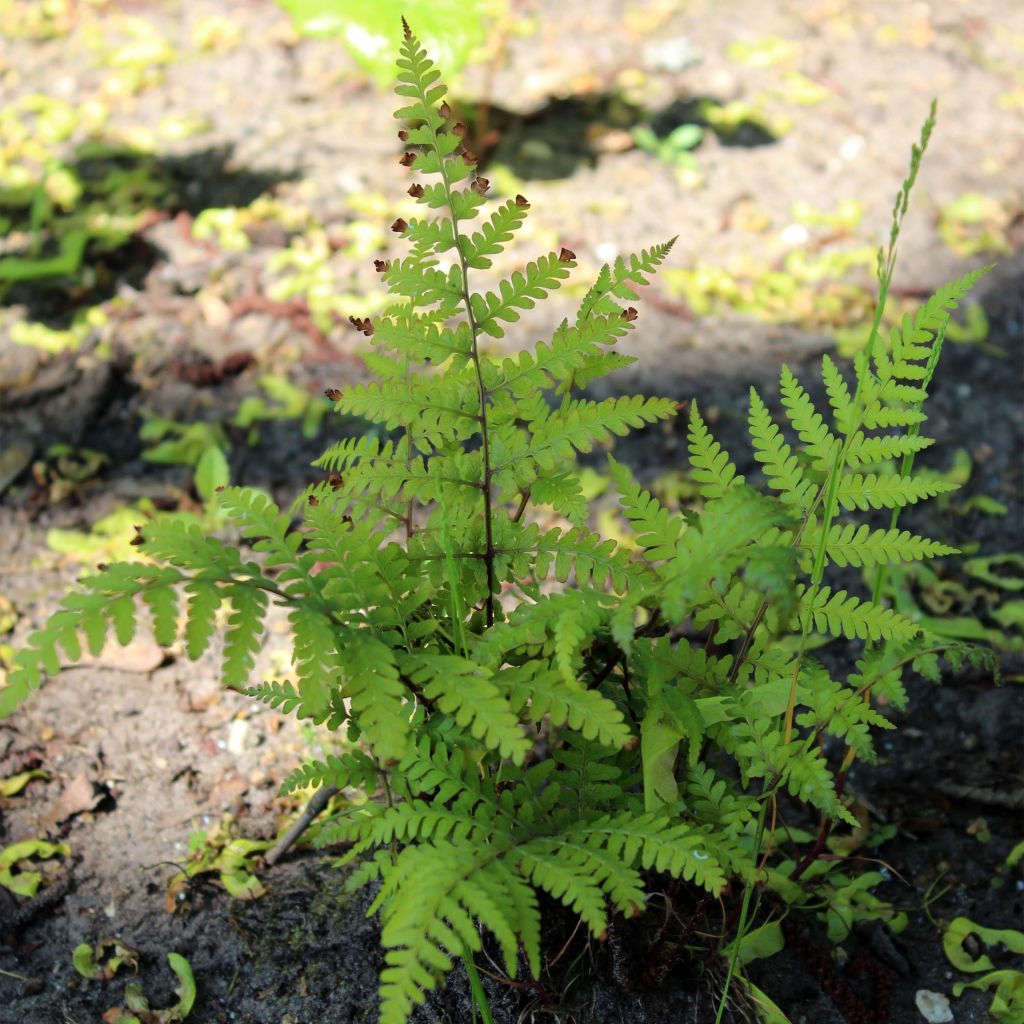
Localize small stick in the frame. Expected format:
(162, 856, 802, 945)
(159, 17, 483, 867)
(264, 786, 339, 868)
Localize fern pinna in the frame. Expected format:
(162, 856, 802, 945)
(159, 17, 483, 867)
(1, 26, 994, 1023)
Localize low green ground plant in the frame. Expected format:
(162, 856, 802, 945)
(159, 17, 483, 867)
(1, 25, 998, 1023)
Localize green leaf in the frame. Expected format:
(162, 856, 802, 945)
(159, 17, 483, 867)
(952, 969, 1024, 1023)
(687, 401, 743, 501)
(278, 0, 487, 85)
(725, 920, 785, 964)
(167, 952, 197, 1019)
(194, 445, 230, 503)
(72, 940, 138, 980)
(0, 769, 48, 796)
(0, 839, 70, 897)
(944, 917, 1024, 973)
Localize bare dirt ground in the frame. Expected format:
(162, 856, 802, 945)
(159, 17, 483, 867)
(0, 1, 1021, 1021)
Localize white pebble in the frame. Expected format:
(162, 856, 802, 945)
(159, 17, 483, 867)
(915, 990, 954, 1023)
(780, 224, 809, 246)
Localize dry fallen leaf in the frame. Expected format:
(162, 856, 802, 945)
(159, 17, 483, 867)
(42, 772, 104, 834)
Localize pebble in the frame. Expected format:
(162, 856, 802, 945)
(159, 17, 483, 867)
(915, 989, 953, 1023)
(642, 37, 702, 74)
(780, 224, 810, 246)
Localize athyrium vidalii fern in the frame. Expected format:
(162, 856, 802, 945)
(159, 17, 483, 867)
(2, 22, 997, 1023)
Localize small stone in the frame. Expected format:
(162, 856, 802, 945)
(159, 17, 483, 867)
(915, 989, 953, 1023)
(780, 224, 809, 246)
(227, 717, 251, 755)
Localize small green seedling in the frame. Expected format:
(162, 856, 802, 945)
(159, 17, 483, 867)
(166, 817, 270, 909)
(633, 122, 704, 168)
(0, 839, 69, 897)
(73, 939, 139, 981)
(944, 917, 1024, 1023)
(100, 952, 196, 1024)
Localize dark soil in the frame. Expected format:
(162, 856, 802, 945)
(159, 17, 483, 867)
(0, 1, 1021, 1022)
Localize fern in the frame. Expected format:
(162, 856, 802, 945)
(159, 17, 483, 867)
(1, 28, 996, 1024)
(687, 401, 744, 501)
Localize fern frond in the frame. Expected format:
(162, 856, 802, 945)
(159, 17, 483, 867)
(552, 597, 605, 683)
(342, 632, 410, 763)
(397, 736, 491, 809)
(375, 843, 517, 1024)
(501, 664, 632, 748)
(502, 394, 677, 473)
(821, 354, 855, 435)
(799, 585, 922, 643)
(335, 379, 481, 449)
(843, 431, 933, 468)
(819, 523, 957, 568)
(835, 471, 958, 511)
(515, 844, 611, 935)
(572, 813, 728, 893)
(577, 240, 676, 322)
(528, 472, 588, 525)
(184, 580, 221, 659)
(461, 198, 530, 270)
(404, 216, 455, 257)
(779, 365, 841, 470)
(381, 255, 463, 306)
(885, 266, 992, 370)
(217, 487, 313, 587)
(661, 486, 794, 622)
(609, 457, 683, 563)
(279, 749, 378, 796)
(394, 30, 448, 132)
(488, 314, 631, 399)
(470, 251, 574, 339)
(688, 402, 743, 501)
(523, 521, 654, 591)
(312, 434, 385, 473)
(373, 312, 472, 366)
(222, 582, 268, 690)
(289, 603, 339, 716)
(364, 798, 495, 847)
(748, 388, 815, 508)
(397, 652, 529, 763)
(0, 564, 183, 717)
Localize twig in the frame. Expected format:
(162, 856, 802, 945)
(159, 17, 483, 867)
(263, 786, 339, 867)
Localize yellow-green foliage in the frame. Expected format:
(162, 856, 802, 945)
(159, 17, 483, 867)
(1, 25, 998, 1024)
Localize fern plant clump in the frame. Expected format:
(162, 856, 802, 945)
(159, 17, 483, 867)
(1, 24, 997, 1023)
